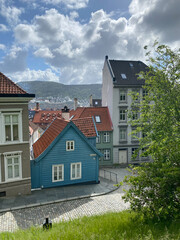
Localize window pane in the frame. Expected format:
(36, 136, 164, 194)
(13, 125, 19, 141)
(71, 141, 74, 149)
(12, 115, 18, 123)
(77, 164, 80, 178)
(54, 166, 57, 180)
(8, 166, 13, 178)
(5, 125, 11, 141)
(7, 158, 12, 165)
(5, 115, 10, 124)
(72, 165, 75, 178)
(14, 165, 20, 178)
(14, 157, 19, 164)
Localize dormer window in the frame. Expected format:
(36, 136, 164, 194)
(121, 73, 127, 79)
(129, 62, 133, 68)
(95, 116, 101, 123)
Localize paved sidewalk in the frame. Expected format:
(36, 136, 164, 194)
(0, 177, 118, 213)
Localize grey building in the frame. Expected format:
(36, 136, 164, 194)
(102, 56, 149, 165)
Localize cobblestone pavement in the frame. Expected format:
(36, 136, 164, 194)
(0, 168, 131, 233)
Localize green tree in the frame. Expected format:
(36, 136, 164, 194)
(123, 43, 180, 220)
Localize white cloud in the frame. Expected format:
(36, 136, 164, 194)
(34, 47, 54, 59)
(0, 0, 23, 26)
(0, 24, 9, 32)
(11, 68, 60, 83)
(0, 44, 6, 50)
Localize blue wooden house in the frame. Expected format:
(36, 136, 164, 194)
(31, 117, 102, 189)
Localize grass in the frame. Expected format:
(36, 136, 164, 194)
(0, 211, 179, 240)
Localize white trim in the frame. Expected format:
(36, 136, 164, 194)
(4, 151, 22, 182)
(0, 141, 29, 146)
(71, 162, 82, 180)
(66, 140, 75, 151)
(0, 108, 22, 112)
(52, 164, 64, 182)
(0, 177, 31, 185)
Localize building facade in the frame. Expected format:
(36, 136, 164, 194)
(102, 56, 149, 165)
(0, 72, 35, 197)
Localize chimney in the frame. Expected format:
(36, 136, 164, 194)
(89, 95, 93, 107)
(35, 102, 40, 111)
(105, 55, 108, 60)
(74, 98, 78, 110)
(61, 106, 70, 121)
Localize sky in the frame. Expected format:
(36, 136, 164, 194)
(0, 0, 179, 85)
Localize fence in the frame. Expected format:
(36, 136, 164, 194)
(99, 169, 118, 183)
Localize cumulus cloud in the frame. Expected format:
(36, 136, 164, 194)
(10, 68, 60, 83)
(1, 0, 180, 84)
(0, 0, 23, 26)
(0, 24, 9, 32)
(0, 46, 27, 73)
(0, 44, 6, 50)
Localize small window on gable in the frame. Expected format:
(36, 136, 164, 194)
(121, 73, 127, 79)
(95, 116, 101, 123)
(66, 141, 74, 151)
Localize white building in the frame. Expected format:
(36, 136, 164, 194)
(102, 56, 149, 165)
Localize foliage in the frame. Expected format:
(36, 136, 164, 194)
(0, 211, 179, 240)
(123, 42, 180, 220)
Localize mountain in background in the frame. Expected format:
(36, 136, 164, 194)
(18, 81, 102, 99)
(18, 81, 102, 109)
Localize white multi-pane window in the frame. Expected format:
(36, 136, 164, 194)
(131, 128, 139, 141)
(104, 149, 110, 160)
(52, 164, 64, 182)
(71, 162, 81, 180)
(119, 109, 126, 121)
(95, 116, 101, 123)
(119, 90, 126, 102)
(66, 141, 74, 151)
(96, 134, 101, 144)
(103, 132, 110, 143)
(3, 114, 20, 142)
(119, 128, 127, 141)
(4, 152, 22, 181)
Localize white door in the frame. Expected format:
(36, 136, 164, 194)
(119, 150, 127, 164)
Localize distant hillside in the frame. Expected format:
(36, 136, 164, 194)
(18, 81, 102, 100)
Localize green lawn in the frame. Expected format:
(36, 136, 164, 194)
(0, 211, 179, 240)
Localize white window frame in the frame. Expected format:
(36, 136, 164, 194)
(104, 149, 110, 160)
(71, 162, 81, 180)
(131, 128, 139, 141)
(119, 89, 127, 102)
(103, 132, 110, 143)
(66, 141, 75, 151)
(52, 164, 64, 182)
(119, 109, 127, 122)
(0, 110, 23, 144)
(119, 128, 127, 141)
(4, 151, 22, 182)
(95, 116, 101, 123)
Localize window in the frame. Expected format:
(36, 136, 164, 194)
(71, 162, 81, 180)
(119, 128, 127, 141)
(143, 89, 148, 99)
(119, 90, 126, 102)
(66, 141, 74, 151)
(129, 62, 133, 68)
(119, 109, 126, 121)
(95, 116, 101, 123)
(52, 165, 64, 182)
(103, 132, 110, 143)
(132, 89, 140, 101)
(4, 114, 20, 142)
(131, 128, 139, 141)
(104, 149, 110, 160)
(96, 134, 101, 144)
(121, 73, 127, 79)
(4, 152, 22, 181)
(131, 148, 139, 160)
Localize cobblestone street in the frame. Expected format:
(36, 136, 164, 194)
(0, 168, 131, 233)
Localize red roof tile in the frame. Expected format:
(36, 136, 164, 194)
(72, 107, 113, 131)
(33, 110, 63, 125)
(33, 117, 97, 158)
(0, 72, 27, 94)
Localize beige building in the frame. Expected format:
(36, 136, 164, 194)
(0, 72, 35, 197)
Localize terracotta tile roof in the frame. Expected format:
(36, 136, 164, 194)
(33, 110, 63, 125)
(33, 117, 97, 159)
(0, 72, 27, 94)
(33, 118, 68, 158)
(72, 117, 97, 138)
(72, 107, 113, 131)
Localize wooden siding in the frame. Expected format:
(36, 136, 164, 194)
(31, 126, 99, 189)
